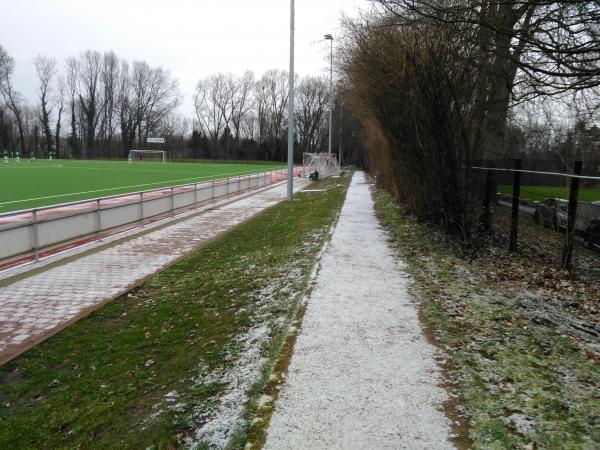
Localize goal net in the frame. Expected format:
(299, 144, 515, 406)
(130, 150, 166, 163)
(303, 153, 340, 178)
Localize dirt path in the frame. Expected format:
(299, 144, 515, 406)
(0, 179, 308, 366)
(264, 172, 453, 450)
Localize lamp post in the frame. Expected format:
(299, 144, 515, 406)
(324, 34, 333, 173)
(287, 0, 295, 201)
(339, 100, 343, 167)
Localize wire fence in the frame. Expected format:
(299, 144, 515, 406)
(474, 159, 600, 279)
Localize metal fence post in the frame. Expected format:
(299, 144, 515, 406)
(139, 192, 144, 227)
(481, 169, 493, 231)
(509, 159, 522, 252)
(32, 209, 39, 262)
(561, 160, 582, 271)
(170, 187, 175, 217)
(96, 199, 102, 241)
(194, 183, 198, 205)
(212, 180, 215, 200)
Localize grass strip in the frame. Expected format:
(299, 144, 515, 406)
(0, 175, 350, 450)
(497, 185, 600, 203)
(373, 188, 600, 450)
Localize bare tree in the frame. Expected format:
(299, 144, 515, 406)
(115, 60, 179, 155)
(295, 76, 329, 154)
(0, 45, 26, 152)
(372, 0, 600, 155)
(65, 57, 80, 156)
(130, 61, 180, 146)
(229, 71, 255, 153)
(100, 51, 120, 151)
(254, 77, 270, 149)
(242, 113, 258, 142)
(77, 50, 102, 156)
(256, 70, 289, 160)
(131, 61, 153, 147)
(193, 73, 231, 158)
(33, 55, 57, 151)
(54, 76, 65, 157)
(117, 60, 136, 155)
(142, 66, 180, 141)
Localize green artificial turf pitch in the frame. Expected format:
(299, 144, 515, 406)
(497, 185, 600, 203)
(0, 160, 284, 213)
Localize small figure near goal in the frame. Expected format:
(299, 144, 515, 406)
(303, 153, 340, 178)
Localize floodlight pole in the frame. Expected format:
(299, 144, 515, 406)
(339, 99, 343, 167)
(325, 34, 334, 174)
(287, 0, 295, 201)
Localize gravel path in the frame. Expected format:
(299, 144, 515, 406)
(264, 172, 453, 450)
(0, 179, 308, 366)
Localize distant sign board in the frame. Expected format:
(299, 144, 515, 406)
(147, 137, 165, 144)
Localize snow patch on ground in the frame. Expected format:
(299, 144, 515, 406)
(185, 325, 270, 449)
(184, 261, 313, 449)
(508, 413, 536, 436)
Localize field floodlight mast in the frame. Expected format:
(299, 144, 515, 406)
(324, 34, 334, 174)
(287, 0, 295, 201)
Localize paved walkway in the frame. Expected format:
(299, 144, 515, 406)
(0, 179, 307, 366)
(264, 172, 453, 450)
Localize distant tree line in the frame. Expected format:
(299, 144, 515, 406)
(0, 47, 181, 159)
(0, 45, 365, 165)
(339, 0, 600, 237)
(191, 70, 364, 164)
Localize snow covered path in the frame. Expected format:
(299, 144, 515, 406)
(264, 172, 454, 450)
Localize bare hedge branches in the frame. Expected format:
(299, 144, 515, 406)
(340, 1, 599, 236)
(341, 16, 485, 236)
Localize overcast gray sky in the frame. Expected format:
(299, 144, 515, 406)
(1, 0, 365, 115)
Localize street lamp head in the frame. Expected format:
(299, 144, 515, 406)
(324, 34, 333, 40)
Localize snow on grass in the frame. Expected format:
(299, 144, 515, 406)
(183, 262, 322, 449)
(187, 325, 271, 449)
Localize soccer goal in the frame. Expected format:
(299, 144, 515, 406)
(130, 150, 167, 163)
(303, 153, 340, 178)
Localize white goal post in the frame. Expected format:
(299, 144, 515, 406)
(302, 153, 340, 178)
(130, 149, 167, 163)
